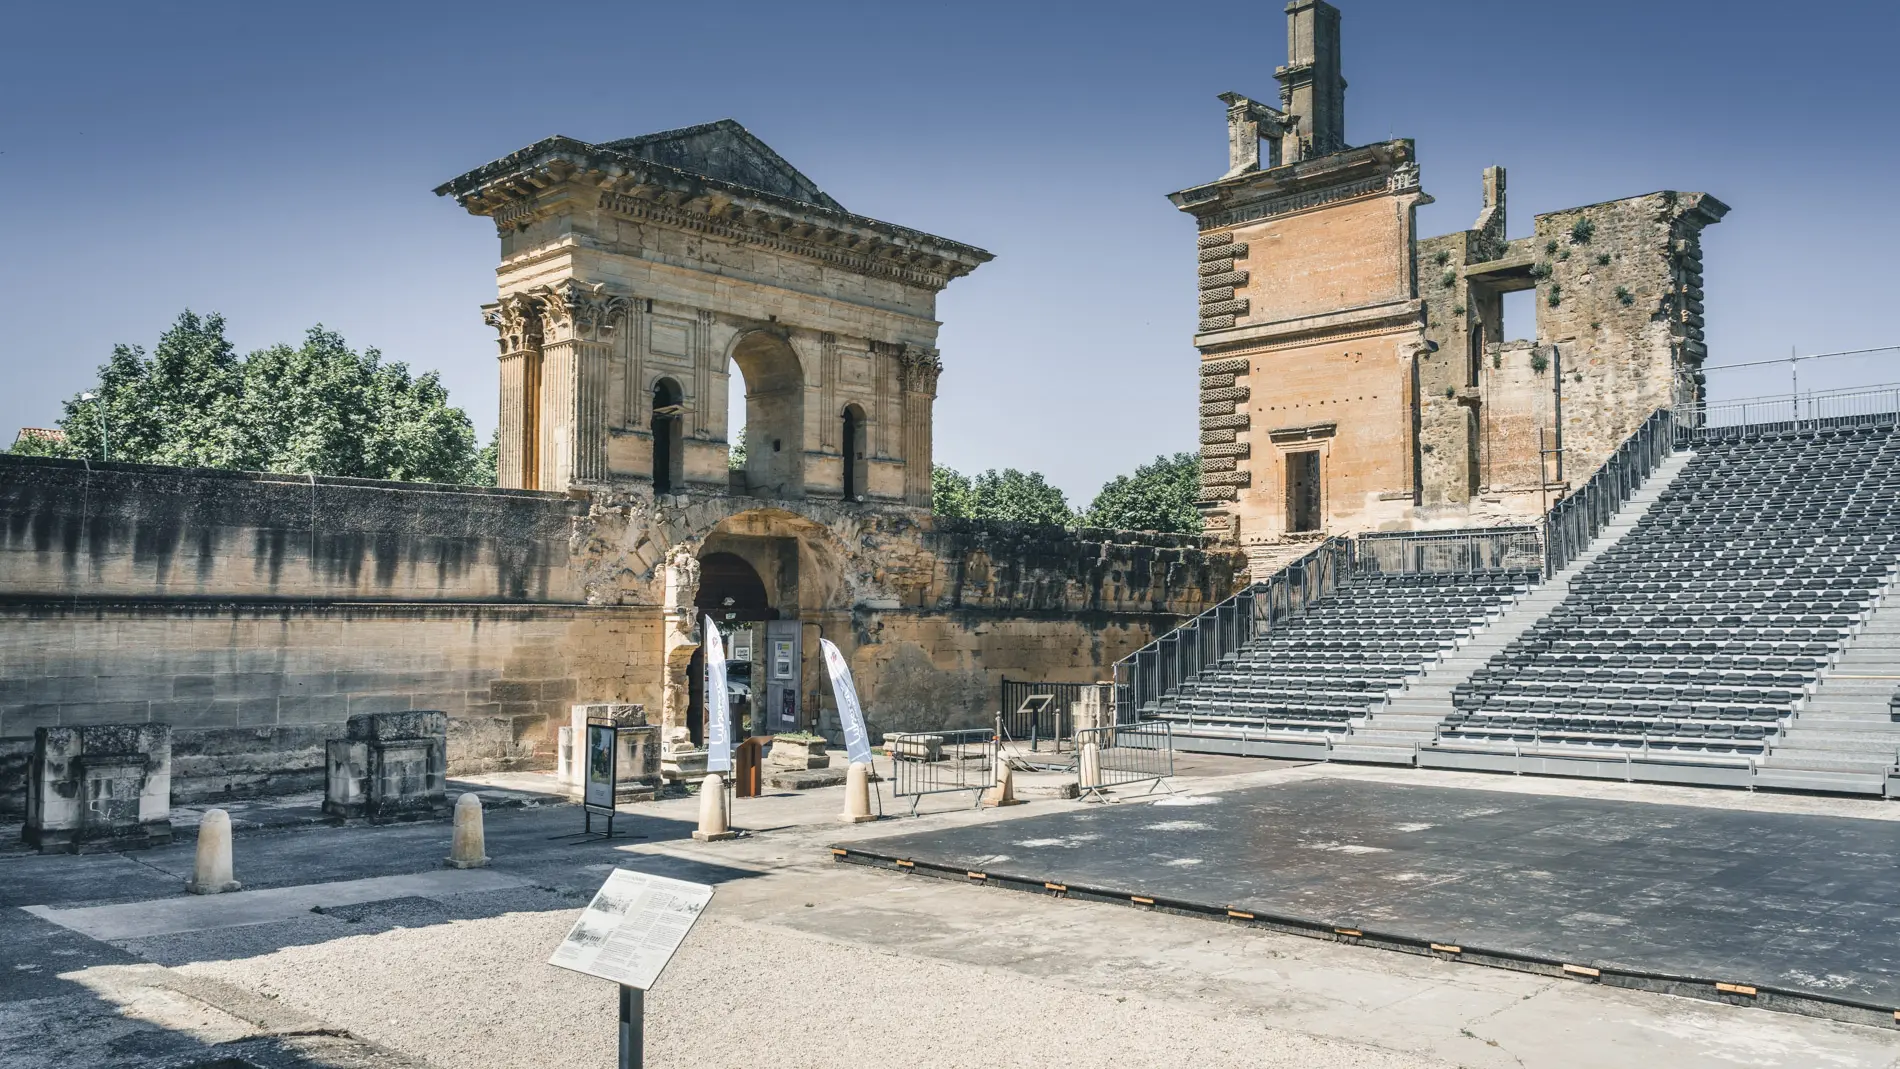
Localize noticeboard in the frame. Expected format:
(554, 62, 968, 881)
(549, 868, 714, 990)
(584, 720, 616, 811)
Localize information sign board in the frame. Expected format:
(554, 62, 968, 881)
(549, 869, 714, 990)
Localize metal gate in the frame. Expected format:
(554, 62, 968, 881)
(1075, 721, 1174, 800)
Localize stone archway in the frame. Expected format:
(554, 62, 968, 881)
(729, 331, 805, 498)
(657, 506, 863, 747)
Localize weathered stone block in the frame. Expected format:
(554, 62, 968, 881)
(766, 735, 828, 771)
(24, 723, 173, 853)
(323, 711, 448, 822)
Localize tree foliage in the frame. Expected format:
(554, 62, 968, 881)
(12, 311, 489, 484)
(931, 465, 1074, 525)
(1082, 451, 1203, 533)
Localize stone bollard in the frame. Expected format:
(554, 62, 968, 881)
(692, 773, 737, 842)
(840, 762, 876, 823)
(983, 762, 1023, 808)
(186, 809, 241, 895)
(445, 792, 489, 869)
(1079, 741, 1103, 793)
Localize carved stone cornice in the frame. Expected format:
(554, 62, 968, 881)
(1169, 139, 1425, 232)
(436, 135, 994, 293)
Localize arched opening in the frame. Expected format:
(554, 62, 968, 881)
(651, 378, 684, 493)
(841, 403, 867, 501)
(686, 551, 776, 746)
(728, 332, 805, 498)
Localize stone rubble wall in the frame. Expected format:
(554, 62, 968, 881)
(0, 459, 1243, 811)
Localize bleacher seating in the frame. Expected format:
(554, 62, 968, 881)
(1440, 424, 1900, 761)
(1153, 571, 1535, 736)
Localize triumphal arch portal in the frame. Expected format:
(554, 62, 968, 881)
(432, 121, 1235, 757)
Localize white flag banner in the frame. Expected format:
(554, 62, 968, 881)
(703, 616, 731, 772)
(819, 638, 874, 765)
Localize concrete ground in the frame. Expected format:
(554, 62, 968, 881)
(3, 755, 1899, 1069)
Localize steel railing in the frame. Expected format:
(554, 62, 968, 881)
(1543, 406, 1677, 576)
(1353, 527, 1545, 578)
(886, 728, 994, 813)
(1677, 382, 1900, 440)
(1075, 721, 1174, 798)
(1112, 536, 1350, 721)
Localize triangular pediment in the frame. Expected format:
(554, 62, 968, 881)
(601, 119, 842, 211)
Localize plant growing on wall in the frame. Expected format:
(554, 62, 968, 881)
(1452, 304, 1466, 317)
(1596, 253, 1612, 266)
(1615, 285, 1635, 306)
(1530, 352, 1549, 373)
(1529, 262, 1553, 281)
(1546, 283, 1563, 307)
(1433, 249, 1450, 266)
(1570, 218, 1596, 244)
(1440, 269, 1457, 288)
(1544, 239, 1559, 256)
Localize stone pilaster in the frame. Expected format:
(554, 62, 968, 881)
(898, 347, 942, 507)
(525, 280, 627, 490)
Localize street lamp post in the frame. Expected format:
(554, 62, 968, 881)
(79, 391, 107, 461)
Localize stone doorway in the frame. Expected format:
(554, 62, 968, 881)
(1286, 449, 1322, 533)
(688, 551, 776, 745)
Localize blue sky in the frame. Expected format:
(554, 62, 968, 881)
(3, 0, 1895, 503)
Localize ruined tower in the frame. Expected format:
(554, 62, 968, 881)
(1173, 1, 1725, 578)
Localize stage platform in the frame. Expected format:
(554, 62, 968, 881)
(836, 779, 1900, 1028)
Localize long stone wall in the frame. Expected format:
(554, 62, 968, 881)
(0, 457, 1243, 811)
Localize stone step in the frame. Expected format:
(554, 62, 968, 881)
(1752, 766, 1889, 795)
(1328, 743, 1418, 766)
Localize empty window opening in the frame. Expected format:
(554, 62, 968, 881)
(841, 404, 867, 501)
(652, 377, 684, 493)
(728, 332, 805, 498)
(1286, 450, 1322, 533)
(1502, 288, 1536, 345)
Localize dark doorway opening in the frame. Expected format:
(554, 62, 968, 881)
(1287, 450, 1322, 533)
(652, 378, 684, 493)
(688, 551, 777, 746)
(841, 404, 867, 501)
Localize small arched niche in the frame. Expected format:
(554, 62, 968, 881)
(651, 377, 685, 493)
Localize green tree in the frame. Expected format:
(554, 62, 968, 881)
(1083, 452, 1203, 533)
(18, 311, 489, 484)
(932, 465, 1073, 525)
(728, 425, 746, 470)
(932, 465, 975, 517)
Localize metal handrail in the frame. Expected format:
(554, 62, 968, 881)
(1112, 536, 1351, 721)
(1677, 381, 1900, 435)
(1542, 406, 1676, 576)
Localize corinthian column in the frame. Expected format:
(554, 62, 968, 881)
(528, 280, 627, 491)
(897, 346, 942, 508)
(484, 295, 542, 490)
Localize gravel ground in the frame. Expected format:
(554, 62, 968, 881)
(178, 893, 1445, 1069)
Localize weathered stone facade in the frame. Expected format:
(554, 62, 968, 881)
(1175, 1, 1727, 577)
(0, 456, 1239, 811)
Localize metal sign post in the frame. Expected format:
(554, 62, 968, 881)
(619, 985, 644, 1069)
(549, 868, 714, 1069)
